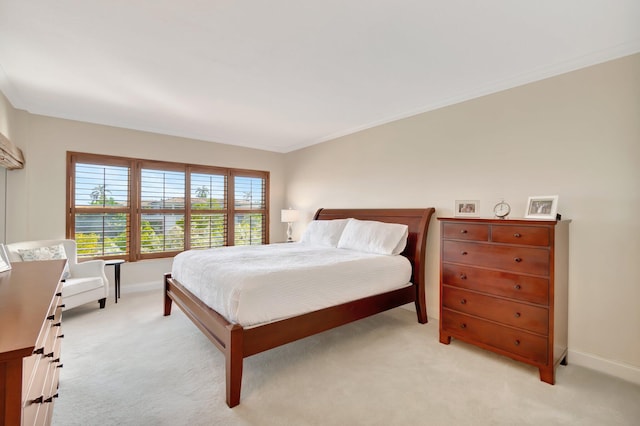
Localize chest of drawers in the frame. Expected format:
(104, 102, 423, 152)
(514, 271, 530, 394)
(438, 218, 570, 384)
(0, 260, 66, 426)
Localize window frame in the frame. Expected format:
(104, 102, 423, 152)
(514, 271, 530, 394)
(67, 152, 270, 261)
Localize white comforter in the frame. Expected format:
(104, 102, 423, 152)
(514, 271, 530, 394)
(171, 243, 412, 327)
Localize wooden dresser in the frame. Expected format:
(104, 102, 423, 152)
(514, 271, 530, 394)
(0, 260, 66, 426)
(438, 217, 570, 384)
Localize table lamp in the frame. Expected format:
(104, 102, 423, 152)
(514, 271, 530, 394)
(280, 208, 299, 242)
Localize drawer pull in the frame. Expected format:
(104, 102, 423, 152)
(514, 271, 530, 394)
(460, 229, 468, 234)
(514, 284, 522, 290)
(53, 322, 62, 327)
(58, 304, 66, 309)
(44, 352, 54, 358)
(460, 323, 467, 329)
(460, 299, 467, 305)
(32, 396, 44, 404)
(514, 257, 522, 263)
(513, 233, 521, 238)
(33, 347, 44, 355)
(47, 314, 55, 321)
(55, 292, 62, 297)
(43, 394, 59, 403)
(58, 334, 65, 339)
(514, 340, 521, 346)
(52, 357, 61, 363)
(459, 273, 467, 280)
(514, 312, 521, 318)
(57, 364, 64, 369)
(461, 251, 468, 256)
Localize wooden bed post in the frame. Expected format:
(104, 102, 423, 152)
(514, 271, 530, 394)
(413, 207, 434, 324)
(163, 273, 173, 316)
(226, 324, 244, 408)
(415, 287, 428, 324)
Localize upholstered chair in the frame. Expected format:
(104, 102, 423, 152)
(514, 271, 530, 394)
(5, 239, 108, 310)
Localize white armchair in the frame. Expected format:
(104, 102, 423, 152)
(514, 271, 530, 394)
(5, 239, 109, 310)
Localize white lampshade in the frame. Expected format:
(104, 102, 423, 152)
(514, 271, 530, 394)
(281, 209, 299, 223)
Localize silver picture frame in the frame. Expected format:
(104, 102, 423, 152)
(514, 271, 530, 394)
(454, 200, 480, 217)
(525, 195, 559, 220)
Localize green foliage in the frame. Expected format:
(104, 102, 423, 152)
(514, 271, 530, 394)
(195, 186, 209, 198)
(234, 214, 263, 246)
(140, 220, 163, 252)
(90, 185, 118, 206)
(75, 232, 101, 256)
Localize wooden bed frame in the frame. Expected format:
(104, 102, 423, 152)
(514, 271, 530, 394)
(163, 207, 435, 407)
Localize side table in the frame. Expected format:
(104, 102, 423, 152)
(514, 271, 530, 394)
(104, 259, 125, 303)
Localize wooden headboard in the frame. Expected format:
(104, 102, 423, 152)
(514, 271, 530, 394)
(313, 208, 436, 288)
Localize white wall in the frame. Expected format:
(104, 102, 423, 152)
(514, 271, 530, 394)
(285, 54, 640, 382)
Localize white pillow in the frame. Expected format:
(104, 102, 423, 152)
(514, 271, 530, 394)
(299, 219, 351, 247)
(18, 244, 71, 279)
(337, 219, 409, 255)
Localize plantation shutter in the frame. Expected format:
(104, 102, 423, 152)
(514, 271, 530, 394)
(71, 158, 131, 259)
(190, 170, 228, 248)
(139, 165, 185, 257)
(68, 152, 269, 260)
(233, 173, 267, 246)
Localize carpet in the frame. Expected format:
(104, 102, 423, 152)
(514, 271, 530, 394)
(52, 290, 640, 426)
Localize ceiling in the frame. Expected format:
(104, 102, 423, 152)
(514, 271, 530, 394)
(1, 1, 639, 153)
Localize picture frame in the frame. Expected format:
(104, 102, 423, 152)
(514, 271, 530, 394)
(0, 244, 11, 273)
(454, 200, 480, 217)
(525, 195, 559, 220)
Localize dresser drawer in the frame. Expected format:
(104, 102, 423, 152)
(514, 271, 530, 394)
(442, 286, 549, 335)
(24, 320, 52, 399)
(26, 361, 54, 426)
(22, 392, 44, 426)
(442, 263, 549, 305)
(442, 222, 489, 241)
(23, 353, 48, 425)
(492, 225, 550, 246)
(442, 240, 550, 275)
(24, 295, 62, 425)
(442, 309, 548, 364)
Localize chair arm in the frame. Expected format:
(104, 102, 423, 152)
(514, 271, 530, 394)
(72, 259, 106, 278)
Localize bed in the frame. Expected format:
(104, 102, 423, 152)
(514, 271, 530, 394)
(163, 207, 435, 407)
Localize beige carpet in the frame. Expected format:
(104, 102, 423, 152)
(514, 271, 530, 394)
(52, 290, 639, 426)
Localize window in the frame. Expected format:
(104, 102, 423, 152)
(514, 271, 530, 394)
(70, 157, 132, 259)
(190, 170, 227, 249)
(233, 172, 267, 246)
(67, 152, 269, 261)
(139, 163, 186, 257)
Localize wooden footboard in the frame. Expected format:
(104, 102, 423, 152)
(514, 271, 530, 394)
(164, 207, 435, 407)
(165, 273, 418, 407)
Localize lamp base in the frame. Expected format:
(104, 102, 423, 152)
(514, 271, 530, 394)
(286, 222, 294, 242)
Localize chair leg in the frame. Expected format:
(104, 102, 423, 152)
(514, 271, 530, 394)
(98, 298, 106, 309)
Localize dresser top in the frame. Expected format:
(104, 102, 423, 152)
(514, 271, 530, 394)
(0, 260, 65, 360)
(438, 217, 570, 225)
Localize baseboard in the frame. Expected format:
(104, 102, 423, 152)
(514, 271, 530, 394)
(568, 349, 640, 386)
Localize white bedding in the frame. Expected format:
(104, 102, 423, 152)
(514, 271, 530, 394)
(171, 242, 412, 327)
